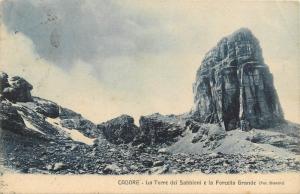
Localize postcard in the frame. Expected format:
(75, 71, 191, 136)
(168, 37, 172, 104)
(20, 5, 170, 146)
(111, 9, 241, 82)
(0, 0, 299, 193)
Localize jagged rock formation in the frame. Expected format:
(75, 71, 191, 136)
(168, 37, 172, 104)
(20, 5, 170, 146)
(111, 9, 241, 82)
(0, 72, 33, 102)
(134, 113, 186, 145)
(97, 115, 139, 144)
(192, 28, 284, 130)
(0, 72, 99, 140)
(34, 97, 60, 118)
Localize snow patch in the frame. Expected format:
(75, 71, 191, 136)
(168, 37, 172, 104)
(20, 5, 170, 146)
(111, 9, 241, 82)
(15, 102, 37, 110)
(18, 113, 46, 135)
(46, 117, 95, 145)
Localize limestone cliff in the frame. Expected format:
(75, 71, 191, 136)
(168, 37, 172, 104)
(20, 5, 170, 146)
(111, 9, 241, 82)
(192, 28, 284, 130)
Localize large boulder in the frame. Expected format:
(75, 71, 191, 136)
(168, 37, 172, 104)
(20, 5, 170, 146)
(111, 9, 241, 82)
(192, 28, 284, 130)
(136, 113, 185, 145)
(97, 115, 139, 144)
(0, 101, 25, 133)
(1, 75, 33, 102)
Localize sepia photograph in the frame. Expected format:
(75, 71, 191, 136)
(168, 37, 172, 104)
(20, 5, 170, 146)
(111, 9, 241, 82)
(0, 0, 299, 193)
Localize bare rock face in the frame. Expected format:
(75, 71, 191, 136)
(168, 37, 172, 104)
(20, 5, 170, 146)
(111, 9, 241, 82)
(97, 114, 139, 144)
(1, 73, 33, 102)
(34, 97, 60, 118)
(192, 28, 284, 130)
(135, 113, 185, 145)
(0, 101, 26, 133)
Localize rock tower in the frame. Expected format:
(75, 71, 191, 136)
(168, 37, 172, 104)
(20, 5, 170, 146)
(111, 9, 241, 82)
(192, 28, 284, 130)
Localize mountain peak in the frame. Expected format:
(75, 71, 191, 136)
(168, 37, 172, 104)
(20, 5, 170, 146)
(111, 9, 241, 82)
(229, 27, 254, 38)
(193, 28, 284, 130)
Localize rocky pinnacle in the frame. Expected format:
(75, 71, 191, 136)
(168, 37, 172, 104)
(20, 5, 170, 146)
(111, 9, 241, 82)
(192, 28, 284, 130)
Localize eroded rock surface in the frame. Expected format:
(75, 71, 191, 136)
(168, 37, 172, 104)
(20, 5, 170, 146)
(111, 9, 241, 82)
(97, 115, 139, 144)
(192, 28, 284, 130)
(135, 113, 186, 145)
(0, 101, 25, 133)
(1, 73, 33, 102)
(34, 97, 60, 118)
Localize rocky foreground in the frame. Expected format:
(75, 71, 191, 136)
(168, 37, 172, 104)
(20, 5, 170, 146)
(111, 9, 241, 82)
(2, 134, 300, 175)
(1, 28, 300, 175)
(1, 93, 299, 175)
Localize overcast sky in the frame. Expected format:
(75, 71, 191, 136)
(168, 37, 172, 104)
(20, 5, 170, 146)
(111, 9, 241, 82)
(1, 0, 299, 123)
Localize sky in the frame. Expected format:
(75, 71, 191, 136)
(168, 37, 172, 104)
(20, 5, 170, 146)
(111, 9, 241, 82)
(0, 0, 299, 124)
